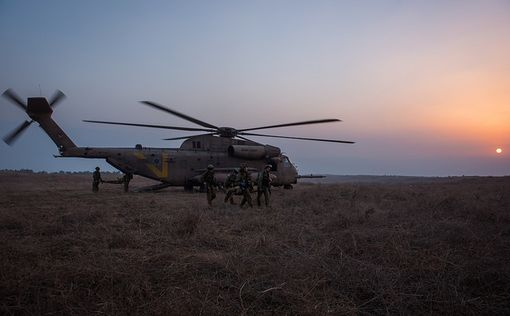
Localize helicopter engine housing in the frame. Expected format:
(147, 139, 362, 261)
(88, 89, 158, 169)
(228, 145, 281, 160)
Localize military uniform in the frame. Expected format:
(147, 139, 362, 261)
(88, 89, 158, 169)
(122, 173, 133, 192)
(257, 165, 272, 207)
(224, 169, 238, 204)
(92, 167, 102, 193)
(201, 165, 217, 206)
(239, 166, 253, 208)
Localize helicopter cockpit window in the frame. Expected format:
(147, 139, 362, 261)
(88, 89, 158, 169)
(192, 141, 202, 149)
(283, 157, 291, 166)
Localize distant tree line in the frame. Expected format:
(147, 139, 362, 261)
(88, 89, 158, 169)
(0, 169, 122, 175)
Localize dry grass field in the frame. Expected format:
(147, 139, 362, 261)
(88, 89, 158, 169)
(1, 171, 509, 315)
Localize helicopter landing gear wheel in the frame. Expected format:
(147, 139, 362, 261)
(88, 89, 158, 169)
(283, 184, 293, 190)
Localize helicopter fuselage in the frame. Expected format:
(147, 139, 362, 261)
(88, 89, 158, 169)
(61, 134, 298, 188)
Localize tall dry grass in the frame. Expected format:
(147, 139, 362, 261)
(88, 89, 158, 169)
(1, 172, 509, 315)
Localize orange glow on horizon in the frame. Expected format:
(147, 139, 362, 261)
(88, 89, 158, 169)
(376, 69, 510, 154)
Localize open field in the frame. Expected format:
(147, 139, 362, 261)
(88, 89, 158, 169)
(1, 171, 509, 315)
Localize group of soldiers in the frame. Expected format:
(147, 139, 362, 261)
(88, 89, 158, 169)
(91, 164, 273, 208)
(92, 167, 133, 193)
(201, 163, 272, 208)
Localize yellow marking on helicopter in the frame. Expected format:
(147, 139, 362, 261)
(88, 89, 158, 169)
(134, 152, 169, 179)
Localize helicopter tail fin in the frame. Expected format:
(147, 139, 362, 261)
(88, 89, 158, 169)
(2, 89, 76, 150)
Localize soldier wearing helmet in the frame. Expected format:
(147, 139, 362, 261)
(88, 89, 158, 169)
(122, 173, 133, 192)
(238, 164, 253, 208)
(92, 166, 103, 193)
(224, 168, 239, 205)
(257, 164, 272, 207)
(201, 164, 217, 206)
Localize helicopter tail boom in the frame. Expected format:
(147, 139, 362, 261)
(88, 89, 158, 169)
(34, 112, 77, 151)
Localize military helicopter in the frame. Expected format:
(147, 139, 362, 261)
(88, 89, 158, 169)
(2, 89, 354, 191)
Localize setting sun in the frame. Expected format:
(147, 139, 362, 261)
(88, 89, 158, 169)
(496, 148, 503, 154)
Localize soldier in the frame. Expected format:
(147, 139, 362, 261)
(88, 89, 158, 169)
(238, 164, 253, 208)
(201, 164, 217, 206)
(122, 173, 133, 192)
(257, 164, 272, 207)
(92, 166, 103, 193)
(223, 169, 239, 204)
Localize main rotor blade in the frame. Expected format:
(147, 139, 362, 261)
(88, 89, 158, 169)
(163, 133, 216, 141)
(240, 132, 355, 144)
(239, 119, 341, 132)
(83, 120, 215, 132)
(2, 89, 27, 111)
(3, 120, 32, 145)
(49, 90, 66, 107)
(236, 135, 257, 143)
(140, 101, 218, 129)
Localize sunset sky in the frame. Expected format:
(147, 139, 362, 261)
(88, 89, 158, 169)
(1, 0, 509, 176)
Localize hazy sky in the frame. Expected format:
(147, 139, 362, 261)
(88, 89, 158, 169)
(1, 0, 509, 176)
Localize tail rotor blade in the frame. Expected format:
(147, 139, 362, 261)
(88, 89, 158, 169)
(49, 90, 66, 107)
(2, 89, 27, 111)
(3, 120, 33, 145)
